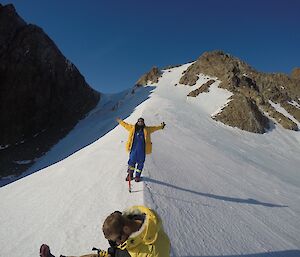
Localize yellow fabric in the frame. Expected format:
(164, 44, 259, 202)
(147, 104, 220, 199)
(119, 205, 170, 257)
(71, 250, 107, 257)
(118, 120, 163, 154)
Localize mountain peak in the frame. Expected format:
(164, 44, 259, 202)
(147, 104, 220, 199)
(136, 66, 162, 86)
(0, 3, 26, 27)
(291, 67, 300, 80)
(0, 4, 100, 178)
(178, 50, 300, 133)
(0, 3, 17, 14)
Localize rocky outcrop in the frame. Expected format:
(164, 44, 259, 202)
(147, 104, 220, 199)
(260, 102, 298, 131)
(213, 94, 270, 134)
(281, 102, 300, 121)
(136, 66, 162, 86)
(0, 4, 100, 178)
(161, 64, 183, 70)
(291, 67, 300, 80)
(180, 50, 300, 133)
(180, 51, 255, 89)
(187, 80, 215, 97)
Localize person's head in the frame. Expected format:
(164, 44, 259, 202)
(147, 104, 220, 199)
(137, 117, 145, 126)
(135, 117, 145, 130)
(102, 211, 133, 245)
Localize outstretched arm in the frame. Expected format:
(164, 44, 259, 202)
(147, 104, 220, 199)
(148, 122, 166, 133)
(116, 118, 134, 131)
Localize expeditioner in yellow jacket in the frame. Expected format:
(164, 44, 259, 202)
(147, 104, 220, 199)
(102, 205, 170, 257)
(116, 118, 165, 182)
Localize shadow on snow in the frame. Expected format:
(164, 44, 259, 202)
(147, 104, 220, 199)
(183, 250, 300, 257)
(182, 250, 300, 257)
(143, 177, 287, 207)
(1, 86, 155, 187)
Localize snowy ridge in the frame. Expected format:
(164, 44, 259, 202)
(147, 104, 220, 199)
(1, 63, 300, 257)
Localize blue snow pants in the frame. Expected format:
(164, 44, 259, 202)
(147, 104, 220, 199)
(128, 129, 145, 177)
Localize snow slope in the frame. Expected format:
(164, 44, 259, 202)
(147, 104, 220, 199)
(1, 63, 300, 257)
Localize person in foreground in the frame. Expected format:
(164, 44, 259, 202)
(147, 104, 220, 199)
(40, 241, 129, 257)
(116, 117, 165, 182)
(102, 205, 170, 257)
(39, 206, 170, 257)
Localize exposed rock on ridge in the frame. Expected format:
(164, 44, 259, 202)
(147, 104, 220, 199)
(136, 66, 162, 86)
(291, 67, 300, 80)
(181, 51, 300, 133)
(187, 79, 215, 97)
(213, 94, 270, 134)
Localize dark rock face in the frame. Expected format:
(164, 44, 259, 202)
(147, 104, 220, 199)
(187, 79, 215, 97)
(213, 94, 270, 134)
(179, 50, 300, 133)
(0, 4, 100, 178)
(136, 66, 162, 86)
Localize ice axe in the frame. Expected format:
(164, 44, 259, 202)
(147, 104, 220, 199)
(92, 247, 101, 257)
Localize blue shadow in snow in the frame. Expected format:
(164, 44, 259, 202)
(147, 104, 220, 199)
(1, 86, 156, 187)
(182, 249, 300, 257)
(143, 177, 287, 207)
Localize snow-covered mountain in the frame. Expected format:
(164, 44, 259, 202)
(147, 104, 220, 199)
(1, 63, 300, 257)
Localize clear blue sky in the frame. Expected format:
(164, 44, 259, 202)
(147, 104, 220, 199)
(2, 0, 300, 93)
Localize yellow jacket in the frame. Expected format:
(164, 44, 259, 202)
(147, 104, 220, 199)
(117, 119, 164, 154)
(119, 206, 170, 257)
